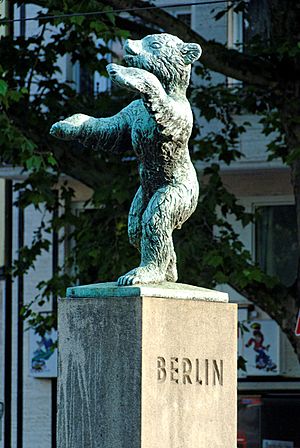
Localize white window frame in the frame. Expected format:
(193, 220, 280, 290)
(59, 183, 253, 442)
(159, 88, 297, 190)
(227, 1, 243, 51)
(249, 195, 295, 263)
(227, 1, 243, 86)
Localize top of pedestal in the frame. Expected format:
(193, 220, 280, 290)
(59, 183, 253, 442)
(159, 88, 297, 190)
(66, 282, 228, 302)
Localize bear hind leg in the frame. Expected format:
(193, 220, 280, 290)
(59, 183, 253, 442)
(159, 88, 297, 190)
(165, 242, 178, 282)
(128, 186, 144, 250)
(117, 187, 179, 285)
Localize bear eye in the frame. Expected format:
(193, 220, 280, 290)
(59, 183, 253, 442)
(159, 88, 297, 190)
(150, 42, 162, 49)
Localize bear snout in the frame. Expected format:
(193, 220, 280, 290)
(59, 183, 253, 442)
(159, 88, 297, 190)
(124, 39, 139, 56)
(106, 63, 118, 76)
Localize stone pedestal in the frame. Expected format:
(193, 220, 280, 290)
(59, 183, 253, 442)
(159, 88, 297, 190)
(57, 282, 237, 448)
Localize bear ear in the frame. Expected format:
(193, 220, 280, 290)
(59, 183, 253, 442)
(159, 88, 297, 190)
(182, 43, 202, 65)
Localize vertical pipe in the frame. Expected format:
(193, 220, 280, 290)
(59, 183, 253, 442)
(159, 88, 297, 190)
(51, 195, 59, 448)
(7, 0, 14, 37)
(17, 20, 25, 446)
(17, 202, 24, 448)
(4, 179, 13, 448)
(20, 4, 25, 37)
(3, 5, 14, 446)
(51, 376, 57, 448)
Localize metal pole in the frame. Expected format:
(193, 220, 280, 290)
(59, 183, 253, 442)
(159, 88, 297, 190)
(4, 179, 13, 448)
(51, 194, 59, 448)
(17, 201, 24, 448)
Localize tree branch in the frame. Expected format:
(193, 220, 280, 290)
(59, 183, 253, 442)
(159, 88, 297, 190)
(230, 280, 300, 358)
(105, 0, 277, 88)
(29, 0, 277, 86)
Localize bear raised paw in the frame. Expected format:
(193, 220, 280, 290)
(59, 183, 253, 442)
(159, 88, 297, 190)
(50, 33, 202, 285)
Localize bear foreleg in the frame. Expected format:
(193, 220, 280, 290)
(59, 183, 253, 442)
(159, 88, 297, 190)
(107, 64, 164, 94)
(50, 105, 134, 152)
(50, 113, 91, 140)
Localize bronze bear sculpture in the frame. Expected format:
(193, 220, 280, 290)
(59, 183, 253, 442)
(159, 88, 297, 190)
(50, 33, 202, 285)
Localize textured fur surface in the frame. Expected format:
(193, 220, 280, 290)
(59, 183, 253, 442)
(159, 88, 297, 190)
(50, 33, 202, 285)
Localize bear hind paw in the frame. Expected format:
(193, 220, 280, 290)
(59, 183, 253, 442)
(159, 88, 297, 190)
(117, 266, 165, 286)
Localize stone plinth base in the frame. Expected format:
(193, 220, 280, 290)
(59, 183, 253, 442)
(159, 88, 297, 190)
(58, 282, 237, 448)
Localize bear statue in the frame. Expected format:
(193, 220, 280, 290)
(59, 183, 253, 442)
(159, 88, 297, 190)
(50, 33, 202, 286)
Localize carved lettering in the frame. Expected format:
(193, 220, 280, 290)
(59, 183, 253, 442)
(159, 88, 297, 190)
(182, 358, 192, 384)
(170, 357, 179, 384)
(213, 360, 223, 386)
(156, 356, 224, 386)
(205, 359, 209, 386)
(195, 358, 202, 385)
(157, 356, 167, 383)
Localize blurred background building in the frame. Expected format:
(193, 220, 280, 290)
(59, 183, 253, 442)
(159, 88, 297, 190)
(0, 1, 300, 448)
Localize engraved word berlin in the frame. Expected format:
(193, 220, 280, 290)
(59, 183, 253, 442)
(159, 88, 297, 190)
(157, 356, 224, 385)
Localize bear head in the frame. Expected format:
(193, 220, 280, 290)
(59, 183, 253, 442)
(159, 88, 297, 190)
(123, 33, 202, 94)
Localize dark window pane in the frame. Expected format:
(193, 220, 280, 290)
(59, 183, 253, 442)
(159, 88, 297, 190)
(244, 0, 271, 44)
(238, 396, 262, 448)
(80, 66, 94, 96)
(262, 395, 300, 446)
(255, 205, 297, 287)
(176, 13, 191, 27)
(238, 395, 300, 447)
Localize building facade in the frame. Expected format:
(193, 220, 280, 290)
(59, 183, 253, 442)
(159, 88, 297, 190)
(1, 1, 300, 448)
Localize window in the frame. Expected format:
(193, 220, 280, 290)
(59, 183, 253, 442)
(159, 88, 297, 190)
(238, 394, 300, 448)
(227, 6, 243, 51)
(227, 0, 271, 85)
(176, 12, 192, 28)
(72, 40, 112, 95)
(228, 0, 271, 51)
(255, 204, 297, 287)
(167, 5, 192, 30)
(244, 0, 271, 45)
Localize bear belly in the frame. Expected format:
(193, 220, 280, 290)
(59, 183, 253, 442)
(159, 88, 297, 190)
(138, 152, 195, 201)
(132, 102, 194, 199)
(139, 164, 168, 198)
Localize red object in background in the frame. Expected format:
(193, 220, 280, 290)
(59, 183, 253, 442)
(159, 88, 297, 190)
(237, 431, 247, 448)
(240, 397, 262, 406)
(295, 310, 300, 336)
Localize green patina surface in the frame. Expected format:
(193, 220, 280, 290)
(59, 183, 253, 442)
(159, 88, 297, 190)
(51, 33, 201, 286)
(66, 282, 228, 302)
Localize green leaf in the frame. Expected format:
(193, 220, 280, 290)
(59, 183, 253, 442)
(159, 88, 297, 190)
(0, 79, 8, 96)
(8, 90, 22, 102)
(209, 254, 223, 267)
(70, 15, 85, 26)
(104, 8, 115, 25)
(25, 155, 42, 171)
(47, 154, 57, 166)
(286, 147, 300, 165)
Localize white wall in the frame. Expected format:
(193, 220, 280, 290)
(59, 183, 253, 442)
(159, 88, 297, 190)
(12, 3, 69, 99)
(218, 193, 300, 381)
(21, 204, 53, 447)
(9, 190, 56, 448)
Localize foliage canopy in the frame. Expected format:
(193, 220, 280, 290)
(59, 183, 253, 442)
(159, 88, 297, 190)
(1, 0, 300, 359)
